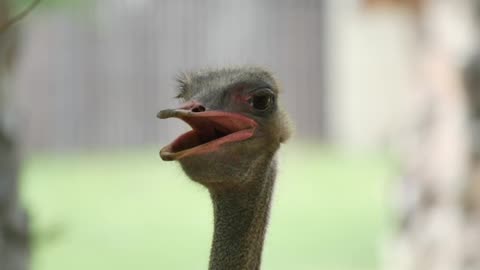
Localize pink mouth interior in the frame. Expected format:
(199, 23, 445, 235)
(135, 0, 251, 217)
(164, 112, 257, 158)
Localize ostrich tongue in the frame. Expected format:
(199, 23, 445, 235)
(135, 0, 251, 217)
(157, 109, 257, 161)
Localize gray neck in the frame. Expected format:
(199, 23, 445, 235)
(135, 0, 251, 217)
(208, 159, 276, 270)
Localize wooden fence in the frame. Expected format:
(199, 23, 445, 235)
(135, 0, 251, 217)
(12, 0, 325, 152)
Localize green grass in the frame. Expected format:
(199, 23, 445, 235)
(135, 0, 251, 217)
(21, 142, 394, 270)
(12, 0, 94, 10)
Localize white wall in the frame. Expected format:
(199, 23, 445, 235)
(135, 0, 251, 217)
(324, 0, 418, 151)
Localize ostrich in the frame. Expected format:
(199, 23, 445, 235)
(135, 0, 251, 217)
(157, 66, 291, 270)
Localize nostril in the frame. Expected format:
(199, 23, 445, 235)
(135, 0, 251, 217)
(192, 105, 206, 112)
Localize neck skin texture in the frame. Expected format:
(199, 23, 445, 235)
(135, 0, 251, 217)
(208, 159, 276, 270)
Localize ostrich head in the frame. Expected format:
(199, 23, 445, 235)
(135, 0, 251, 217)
(157, 66, 291, 188)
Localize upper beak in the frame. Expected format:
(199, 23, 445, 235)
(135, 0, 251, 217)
(157, 109, 188, 119)
(158, 101, 207, 119)
(156, 108, 258, 161)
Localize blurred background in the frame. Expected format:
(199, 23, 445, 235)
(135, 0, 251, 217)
(0, 0, 479, 270)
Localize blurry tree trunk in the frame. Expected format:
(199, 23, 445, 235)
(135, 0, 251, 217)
(388, 0, 480, 270)
(0, 1, 29, 270)
(463, 2, 480, 267)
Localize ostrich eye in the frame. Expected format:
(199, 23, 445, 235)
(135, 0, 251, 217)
(249, 90, 274, 111)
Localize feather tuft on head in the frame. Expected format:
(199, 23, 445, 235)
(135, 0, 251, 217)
(175, 72, 191, 100)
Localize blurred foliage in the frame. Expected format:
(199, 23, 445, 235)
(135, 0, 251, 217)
(21, 142, 394, 270)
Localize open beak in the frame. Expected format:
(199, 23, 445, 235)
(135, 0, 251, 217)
(157, 109, 257, 161)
